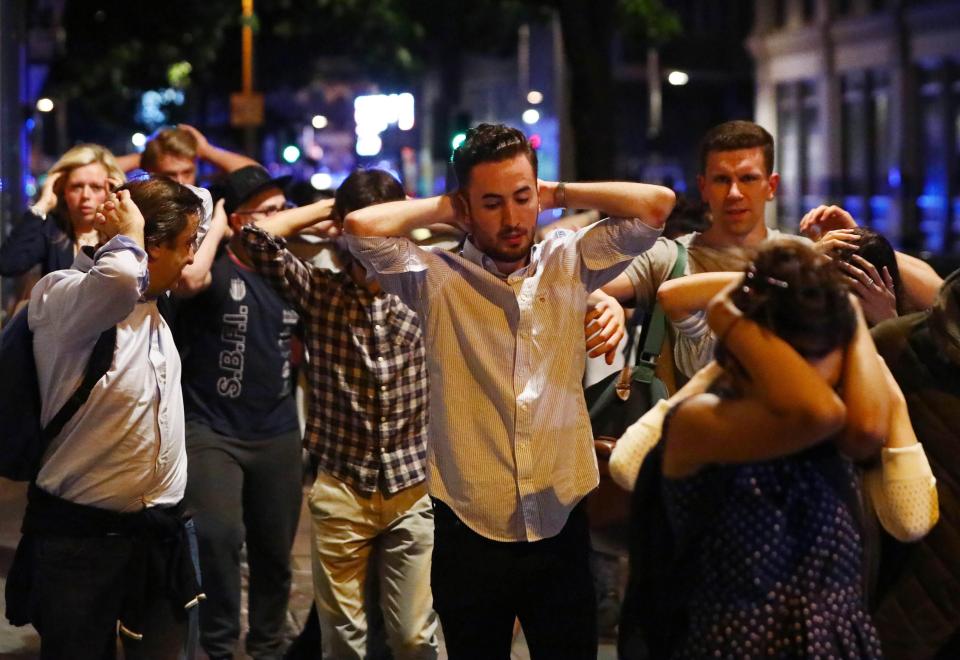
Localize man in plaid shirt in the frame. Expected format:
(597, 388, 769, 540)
(242, 170, 439, 659)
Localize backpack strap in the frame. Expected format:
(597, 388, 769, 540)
(39, 326, 117, 444)
(635, 241, 688, 367)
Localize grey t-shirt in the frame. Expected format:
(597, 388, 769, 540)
(622, 228, 809, 377)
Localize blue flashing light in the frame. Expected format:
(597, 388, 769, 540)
(887, 167, 901, 189)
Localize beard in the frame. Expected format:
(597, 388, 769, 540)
(479, 226, 535, 266)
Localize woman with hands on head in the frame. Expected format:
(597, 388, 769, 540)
(654, 241, 886, 658)
(0, 144, 126, 279)
(650, 246, 937, 528)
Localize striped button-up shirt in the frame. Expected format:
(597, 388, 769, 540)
(243, 226, 428, 495)
(346, 218, 662, 541)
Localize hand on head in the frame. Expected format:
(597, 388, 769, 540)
(800, 205, 858, 239)
(838, 254, 897, 325)
(94, 189, 145, 241)
(34, 171, 62, 215)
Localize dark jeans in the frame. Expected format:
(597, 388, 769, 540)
(430, 499, 597, 660)
(31, 520, 200, 660)
(184, 421, 303, 659)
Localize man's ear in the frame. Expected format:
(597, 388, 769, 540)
(228, 212, 243, 232)
(696, 174, 706, 199)
(145, 241, 161, 262)
(455, 191, 472, 230)
(767, 172, 780, 199)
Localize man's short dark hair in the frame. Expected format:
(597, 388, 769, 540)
(140, 127, 198, 171)
(118, 176, 203, 247)
(334, 169, 406, 221)
(698, 121, 775, 175)
(452, 123, 538, 188)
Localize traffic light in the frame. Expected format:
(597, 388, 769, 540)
(449, 111, 471, 157)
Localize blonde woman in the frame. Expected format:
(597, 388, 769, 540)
(1, 144, 125, 278)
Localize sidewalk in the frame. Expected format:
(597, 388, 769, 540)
(0, 478, 616, 659)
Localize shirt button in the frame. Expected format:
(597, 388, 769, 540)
(380, 416, 387, 422)
(375, 324, 382, 331)
(380, 385, 387, 391)
(378, 356, 385, 362)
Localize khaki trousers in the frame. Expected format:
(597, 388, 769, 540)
(308, 470, 438, 660)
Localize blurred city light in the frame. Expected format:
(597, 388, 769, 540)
(667, 70, 690, 86)
(282, 145, 301, 163)
(312, 114, 328, 129)
(310, 172, 333, 190)
(137, 88, 185, 128)
(36, 98, 54, 112)
(356, 133, 383, 157)
(522, 109, 540, 125)
(354, 93, 415, 156)
(131, 132, 147, 148)
(451, 132, 467, 150)
(527, 90, 543, 105)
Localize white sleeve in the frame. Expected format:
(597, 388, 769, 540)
(609, 398, 673, 491)
(864, 443, 939, 542)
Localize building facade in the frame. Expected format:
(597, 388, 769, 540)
(750, 0, 960, 255)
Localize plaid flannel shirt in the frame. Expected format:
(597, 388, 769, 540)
(243, 225, 428, 495)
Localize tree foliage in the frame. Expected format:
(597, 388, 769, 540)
(44, 0, 680, 175)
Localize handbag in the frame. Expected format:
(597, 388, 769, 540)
(584, 243, 687, 536)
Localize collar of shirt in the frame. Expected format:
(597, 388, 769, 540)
(460, 236, 540, 281)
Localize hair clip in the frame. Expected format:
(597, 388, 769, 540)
(744, 266, 789, 289)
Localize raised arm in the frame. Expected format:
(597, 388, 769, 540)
(896, 252, 942, 311)
(253, 198, 338, 239)
(863, 357, 939, 541)
(174, 198, 229, 297)
(344, 194, 459, 238)
(656, 271, 741, 323)
(539, 180, 674, 229)
(114, 152, 142, 174)
(835, 298, 889, 461)
(610, 360, 723, 490)
(178, 124, 258, 173)
(663, 283, 846, 477)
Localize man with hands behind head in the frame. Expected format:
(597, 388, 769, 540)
(344, 123, 675, 659)
(15, 178, 204, 659)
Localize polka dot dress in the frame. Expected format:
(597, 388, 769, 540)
(663, 445, 883, 659)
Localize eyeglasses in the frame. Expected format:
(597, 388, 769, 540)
(233, 201, 296, 217)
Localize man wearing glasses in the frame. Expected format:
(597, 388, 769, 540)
(172, 165, 304, 660)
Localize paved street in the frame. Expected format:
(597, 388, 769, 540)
(0, 478, 616, 659)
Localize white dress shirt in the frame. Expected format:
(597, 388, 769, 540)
(29, 236, 187, 512)
(347, 218, 661, 541)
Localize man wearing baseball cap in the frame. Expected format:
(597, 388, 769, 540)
(174, 164, 303, 659)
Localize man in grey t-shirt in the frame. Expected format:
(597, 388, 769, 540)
(603, 120, 803, 383)
(603, 119, 940, 384)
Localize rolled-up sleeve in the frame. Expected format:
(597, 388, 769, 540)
(865, 443, 939, 542)
(344, 234, 430, 275)
(343, 234, 438, 308)
(573, 217, 663, 291)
